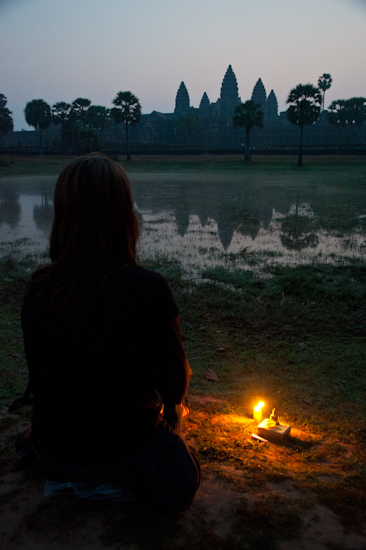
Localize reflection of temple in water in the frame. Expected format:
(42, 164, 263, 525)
(1, 176, 365, 271)
(0, 189, 21, 229)
(136, 196, 321, 252)
(279, 200, 319, 251)
(33, 192, 54, 233)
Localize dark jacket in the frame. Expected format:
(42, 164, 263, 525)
(21, 265, 189, 466)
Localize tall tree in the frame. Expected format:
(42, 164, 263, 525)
(52, 101, 72, 124)
(0, 94, 8, 108)
(0, 106, 14, 145)
(24, 99, 52, 153)
(233, 100, 264, 160)
(111, 91, 141, 160)
(318, 73, 332, 111)
(52, 101, 77, 154)
(328, 97, 366, 127)
(71, 97, 91, 129)
(87, 105, 111, 145)
(286, 84, 322, 166)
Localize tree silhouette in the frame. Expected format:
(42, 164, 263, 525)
(87, 105, 111, 144)
(280, 198, 319, 251)
(318, 73, 332, 111)
(52, 101, 72, 124)
(52, 101, 78, 154)
(286, 84, 322, 166)
(24, 99, 52, 153)
(0, 94, 8, 108)
(233, 100, 264, 160)
(328, 97, 366, 127)
(111, 91, 141, 160)
(0, 106, 14, 145)
(71, 97, 91, 129)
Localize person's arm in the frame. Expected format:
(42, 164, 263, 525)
(153, 310, 189, 405)
(145, 275, 190, 406)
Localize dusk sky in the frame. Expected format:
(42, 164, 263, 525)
(1, 0, 366, 131)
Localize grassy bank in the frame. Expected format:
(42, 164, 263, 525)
(1, 155, 366, 548)
(1, 152, 366, 176)
(1, 253, 366, 544)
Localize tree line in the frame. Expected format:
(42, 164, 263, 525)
(232, 74, 366, 165)
(1, 74, 366, 163)
(0, 92, 141, 159)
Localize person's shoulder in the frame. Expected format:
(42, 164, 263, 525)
(24, 264, 52, 297)
(120, 265, 168, 287)
(114, 265, 175, 306)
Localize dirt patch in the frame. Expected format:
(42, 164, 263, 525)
(1, 401, 366, 550)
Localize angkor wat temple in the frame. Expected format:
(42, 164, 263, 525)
(137, 65, 282, 149)
(3, 65, 365, 154)
(137, 65, 363, 152)
(173, 65, 278, 120)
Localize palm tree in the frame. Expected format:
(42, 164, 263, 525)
(286, 84, 322, 166)
(233, 100, 264, 160)
(24, 99, 52, 153)
(0, 106, 13, 146)
(328, 97, 366, 127)
(52, 101, 72, 125)
(0, 93, 8, 108)
(71, 98, 91, 129)
(87, 105, 111, 145)
(318, 74, 332, 111)
(111, 91, 141, 160)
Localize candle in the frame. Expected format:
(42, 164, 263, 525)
(253, 401, 265, 425)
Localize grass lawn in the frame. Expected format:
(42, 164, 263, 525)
(0, 155, 366, 549)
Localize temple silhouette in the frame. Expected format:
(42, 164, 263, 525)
(173, 65, 278, 120)
(3, 65, 365, 153)
(124, 65, 359, 152)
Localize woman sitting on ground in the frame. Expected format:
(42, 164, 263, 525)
(21, 153, 200, 510)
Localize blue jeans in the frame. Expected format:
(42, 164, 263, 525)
(32, 419, 200, 511)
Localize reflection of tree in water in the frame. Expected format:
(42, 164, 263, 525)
(280, 201, 319, 251)
(33, 192, 54, 234)
(0, 189, 21, 228)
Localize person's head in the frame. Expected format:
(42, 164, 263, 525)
(50, 153, 139, 273)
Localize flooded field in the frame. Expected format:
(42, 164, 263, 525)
(0, 171, 365, 277)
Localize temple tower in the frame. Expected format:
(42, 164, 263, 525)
(266, 90, 278, 121)
(199, 92, 210, 111)
(217, 65, 240, 116)
(174, 82, 190, 115)
(251, 78, 267, 112)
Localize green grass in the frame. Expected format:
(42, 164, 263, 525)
(1, 152, 366, 175)
(1, 155, 366, 548)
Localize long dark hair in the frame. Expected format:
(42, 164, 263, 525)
(29, 153, 139, 310)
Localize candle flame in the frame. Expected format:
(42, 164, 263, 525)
(254, 401, 265, 413)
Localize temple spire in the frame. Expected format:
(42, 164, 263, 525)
(220, 65, 239, 103)
(199, 92, 210, 111)
(251, 78, 267, 111)
(174, 82, 190, 115)
(217, 65, 240, 116)
(266, 90, 278, 120)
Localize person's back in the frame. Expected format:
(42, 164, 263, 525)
(20, 154, 199, 509)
